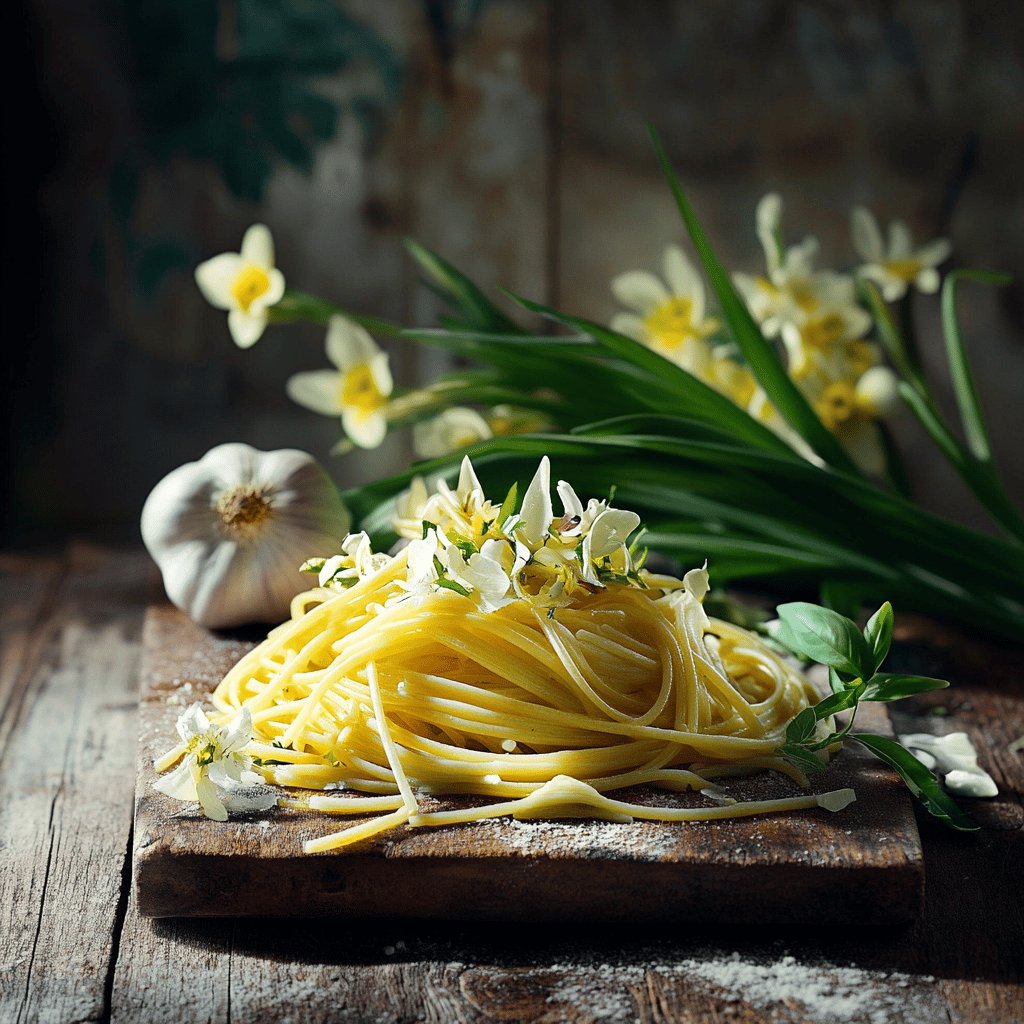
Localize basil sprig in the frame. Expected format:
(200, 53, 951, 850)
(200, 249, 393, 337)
(774, 601, 977, 831)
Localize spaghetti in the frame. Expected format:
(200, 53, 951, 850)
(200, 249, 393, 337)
(156, 456, 854, 852)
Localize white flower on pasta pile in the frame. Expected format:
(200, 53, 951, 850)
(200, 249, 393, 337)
(153, 704, 277, 821)
(286, 316, 393, 449)
(393, 475, 434, 540)
(803, 365, 900, 476)
(443, 539, 516, 612)
(302, 531, 390, 591)
(851, 206, 952, 302)
(194, 224, 286, 349)
(511, 458, 642, 605)
(610, 245, 719, 374)
(413, 406, 493, 459)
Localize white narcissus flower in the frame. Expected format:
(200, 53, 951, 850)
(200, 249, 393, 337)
(610, 244, 719, 373)
(194, 224, 286, 349)
(851, 207, 952, 302)
(413, 407, 493, 459)
(154, 704, 277, 822)
(286, 316, 393, 449)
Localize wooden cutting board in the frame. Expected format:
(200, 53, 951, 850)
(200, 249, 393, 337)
(133, 606, 924, 922)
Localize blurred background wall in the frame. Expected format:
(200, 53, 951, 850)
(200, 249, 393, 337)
(4, 0, 1022, 545)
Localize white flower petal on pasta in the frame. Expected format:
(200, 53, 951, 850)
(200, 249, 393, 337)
(286, 370, 344, 416)
(683, 562, 710, 603)
(556, 479, 585, 521)
(610, 270, 669, 314)
(586, 507, 641, 560)
(518, 457, 553, 549)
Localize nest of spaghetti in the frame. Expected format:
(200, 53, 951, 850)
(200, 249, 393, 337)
(177, 457, 853, 853)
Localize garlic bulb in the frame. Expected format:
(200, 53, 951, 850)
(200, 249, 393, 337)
(141, 443, 350, 628)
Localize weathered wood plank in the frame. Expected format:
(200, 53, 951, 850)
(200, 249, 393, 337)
(133, 605, 923, 923)
(0, 553, 65, 763)
(0, 546, 157, 1024)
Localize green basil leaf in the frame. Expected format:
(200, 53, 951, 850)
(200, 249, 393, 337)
(862, 673, 950, 702)
(779, 743, 826, 774)
(852, 733, 978, 831)
(828, 667, 850, 694)
(786, 706, 819, 744)
(812, 682, 866, 720)
(775, 602, 872, 678)
(863, 601, 894, 674)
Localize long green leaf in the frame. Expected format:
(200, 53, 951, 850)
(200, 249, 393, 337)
(940, 270, 1009, 463)
(647, 127, 859, 474)
(404, 239, 523, 334)
(508, 293, 795, 455)
(851, 734, 977, 831)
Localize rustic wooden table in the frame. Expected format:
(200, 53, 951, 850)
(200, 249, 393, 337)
(2, 545, 1022, 1024)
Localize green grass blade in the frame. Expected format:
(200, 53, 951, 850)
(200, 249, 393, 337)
(507, 293, 795, 455)
(647, 126, 860, 475)
(404, 238, 523, 334)
(940, 270, 1010, 463)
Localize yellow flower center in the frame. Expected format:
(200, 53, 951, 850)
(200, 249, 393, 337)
(815, 382, 858, 430)
(801, 313, 846, 351)
(644, 297, 698, 349)
(231, 265, 271, 313)
(340, 363, 387, 416)
(845, 340, 876, 377)
(885, 258, 922, 283)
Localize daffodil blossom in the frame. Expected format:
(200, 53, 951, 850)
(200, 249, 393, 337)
(610, 245, 720, 373)
(851, 207, 952, 302)
(413, 407, 493, 459)
(800, 365, 900, 475)
(286, 316, 393, 449)
(194, 224, 285, 349)
(153, 704, 277, 821)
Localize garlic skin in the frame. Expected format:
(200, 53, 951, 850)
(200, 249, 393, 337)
(141, 443, 350, 628)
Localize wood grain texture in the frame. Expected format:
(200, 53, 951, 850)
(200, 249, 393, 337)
(133, 605, 923, 924)
(0, 547, 157, 1024)
(4, 549, 1022, 1023)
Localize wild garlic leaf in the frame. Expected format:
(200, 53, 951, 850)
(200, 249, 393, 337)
(775, 602, 872, 678)
(852, 733, 977, 831)
(862, 673, 950, 702)
(864, 601, 894, 674)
